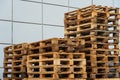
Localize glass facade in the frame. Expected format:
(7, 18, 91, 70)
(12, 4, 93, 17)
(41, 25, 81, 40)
(0, 0, 120, 79)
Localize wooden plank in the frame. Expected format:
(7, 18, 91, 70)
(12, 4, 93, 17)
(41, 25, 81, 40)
(94, 78, 120, 80)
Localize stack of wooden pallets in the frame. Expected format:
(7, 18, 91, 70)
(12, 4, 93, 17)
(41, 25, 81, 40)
(3, 5, 120, 80)
(64, 5, 120, 80)
(27, 38, 87, 80)
(3, 43, 28, 80)
(27, 52, 86, 80)
(3, 46, 13, 80)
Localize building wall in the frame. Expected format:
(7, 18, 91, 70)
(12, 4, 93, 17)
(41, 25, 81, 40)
(0, 0, 120, 79)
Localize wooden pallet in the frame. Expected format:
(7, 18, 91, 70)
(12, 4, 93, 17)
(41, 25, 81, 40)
(40, 38, 75, 47)
(40, 45, 76, 53)
(64, 13, 111, 29)
(27, 59, 74, 68)
(89, 73, 119, 79)
(13, 43, 28, 50)
(82, 49, 119, 54)
(27, 52, 84, 62)
(65, 24, 119, 38)
(80, 5, 107, 13)
(87, 61, 108, 67)
(27, 66, 70, 74)
(28, 73, 74, 79)
(41, 66, 71, 74)
(28, 38, 82, 54)
(65, 34, 119, 43)
(41, 52, 72, 59)
(41, 59, 72, 66)
(79, 17, 106, 25)
(83, 49, 119, 55)
(84, 42, 119, 49)
(77, 30, 118, 37)
(85, 53, 119, 70)
(81, 11, 108, 19)
(65, 26, 119, 38)
(87, 67, 109, 73)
